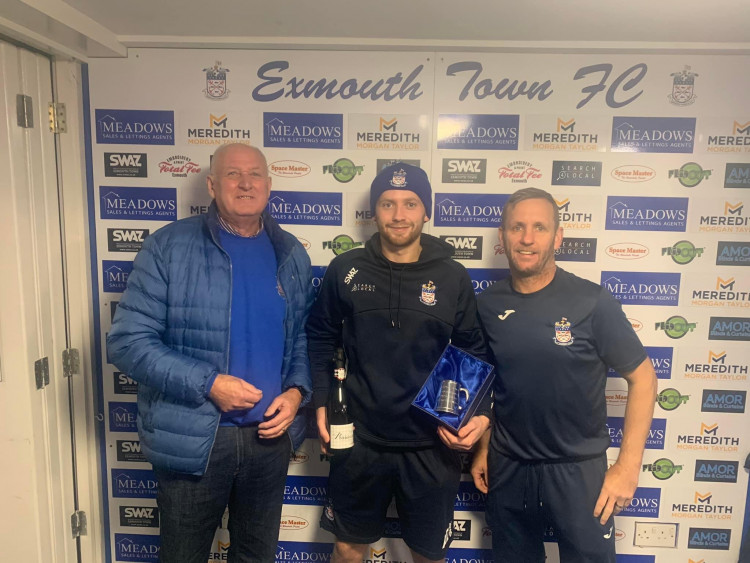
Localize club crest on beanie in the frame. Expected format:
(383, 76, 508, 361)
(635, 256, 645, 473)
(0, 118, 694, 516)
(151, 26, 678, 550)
(370, 162, 432, 219)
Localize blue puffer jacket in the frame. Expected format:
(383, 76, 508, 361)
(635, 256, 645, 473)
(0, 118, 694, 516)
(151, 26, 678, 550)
(107, 202, 313, 475)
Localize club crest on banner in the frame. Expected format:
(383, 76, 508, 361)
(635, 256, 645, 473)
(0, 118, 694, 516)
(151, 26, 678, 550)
(203, 61, 230, 100)
(668, 65, 698, 106)
(554, 317, 574, 346)
(420, 281, 437, 306)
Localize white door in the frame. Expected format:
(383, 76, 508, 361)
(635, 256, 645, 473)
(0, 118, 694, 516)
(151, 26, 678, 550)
(0, 39, 81, 563)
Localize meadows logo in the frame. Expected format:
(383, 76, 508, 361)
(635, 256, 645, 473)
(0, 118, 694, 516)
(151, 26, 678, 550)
(668, 162, 712, 187)
(117, 439, 145, 463)
(186, 113, 252, 145)
(275, 541, 333, 563)
(322, 158, 363, 182)
(554, 197, 594, 231)
(283, 476, 328, 505)
(606, 242, 649, 260)
(527, 116, 603, 151)
(322, 234, 363, 255)
(434, 193, 508, 227)
(445, 548, 494, 563)
(268, 191, 342, 226)
(617, 487, 661, 518)
(672, 491, 734, 519)
(690, 276, 750, 308)
(349, 115, 428, 151)
(642, 458, 683, 480)
(550, 160, 602, 186)
(269, 160, 311, 178)
(655, 315, 696, 339)
(442, 158, 487, 184)
(694, 459, 739, 483)
(707, 120, 750, 153)
(437, 114, 519, 150)
(724, 162, 750, 188)
(676, 422, 740, 453)
(708, 316, 750, 341)
(115, 533, 160, 562)
(109, 401, 138, 432)
(611, 165, 656, 183)
(105, 152, 147, 178)
(555, 238, 596, 262)
(111, 469, 158, 498)
(656, 388, 689, 411)
(498, 160, 542, 183)
(698, 200, 750, 234)
(264, 112, 343, 149)
(609, 346, 672, 379)
(606, 196, 688, 232)
(701, 389, 746, 413)
(454, 481, 485, 511)
(158, 155, 201, 178)
(114, 372, 138, 395)
(610, 116, 695, 153)
(440, 236, 483, 260)
(687, 527, 731, 550)
(100, 186, 177, 221)
(608, 417, 665, 449)
(716, 241, 750, 266)
(467, 268, 509, 294)
(684, 350, 748, 382)
(601, 271, 680, 306)
(662, 240, 704, 265)
(119, 505, 159, 528)
(95, 109, 174, 145)
(107, 228, 149, 253)
(311, 266, 327, 295)
(103, 260, 134, 293)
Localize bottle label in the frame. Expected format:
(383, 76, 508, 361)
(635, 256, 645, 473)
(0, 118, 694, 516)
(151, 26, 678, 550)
(329, 423, 354, 449)
(334, 368, 346, 381)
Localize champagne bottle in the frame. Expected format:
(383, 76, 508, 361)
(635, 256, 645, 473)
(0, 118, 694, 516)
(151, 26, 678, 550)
(327, 348, 354, 453)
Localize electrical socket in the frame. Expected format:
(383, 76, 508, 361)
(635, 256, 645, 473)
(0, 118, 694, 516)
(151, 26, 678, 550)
(634, 521, 678, 547)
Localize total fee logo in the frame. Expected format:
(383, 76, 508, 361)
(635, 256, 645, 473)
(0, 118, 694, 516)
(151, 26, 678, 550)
(108, 228, 149, 253)
(100, 187, 177, 222)
(119, 506, 159, 528)
(109, 401, 138, 432)
(349, 115, 428, 151)
(601, 271, 680, 306)
(606, 196, 688, 232)
(610, 116, 695, 153)
(440, 236, 483, 260)
(662, 240, 704, 265)
(698, 200, 750, 234)
(684, 350, 749, 382)
(655, 315, 696, 339)
(466, 268, 510, 295)
(706, 119, 750, 153)
(264, 112, 343, 149)
(550, 160, 602, 186)
(708, 316, 750, 341)
(695, 459, 739, 483)
(186, 113, 252, 146)
(117, 439, 146, 463)
(267, 191, 342, 226)
(437, 114, 519, 150)
(687, 527, 731, 550)
(111, 468, 158, 499)
(608, 417, 665, 450)
(609, 346, 672, 380)
(671, 491, 734, 520)
(283, 476, 327, 505)
(668, 162, 712, 187)
(103, 260, 134, 293)
(158, 155, 201, 177)
(724, 162, 750, 188)
(275, 542, 333, 563)
(497, 160, 542, 183)
(115, 533, 160, 562)
(322, 158, 363, 182)
(269, 160, 311, 178)
(95, 109, 174, 145)
(701, 389, 746, 413)
(104, 152, 148, 178)
(554, 238, 596, 262)
(716, 240, 750, 266)
(526, 116, 604, 152)
(676, 422, 741, 453)
(433, 193, 508, 227)
(442, 158, 487, 184)
(616, 487, 660, 518)
(642, 457, 683, 480)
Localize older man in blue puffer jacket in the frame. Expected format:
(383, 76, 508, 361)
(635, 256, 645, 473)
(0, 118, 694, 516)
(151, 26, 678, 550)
(108, 143, 313, 563)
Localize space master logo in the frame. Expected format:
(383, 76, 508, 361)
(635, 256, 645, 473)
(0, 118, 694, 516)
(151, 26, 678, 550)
(111, 469, 158, 499)
(434, 193, 508, 227)
(264, 112, 343, 149)
(610, 116, 695, 153)
(115, 533, 160, 562)
(100, 187, 177, 222)
(95, 109, 174, 145)
(437, 114, 519, 150)
(608, 417, 665, 449)
(606, 196, 688, 232)
(267, 191, 342, 226)
(601, 271, 680, 306)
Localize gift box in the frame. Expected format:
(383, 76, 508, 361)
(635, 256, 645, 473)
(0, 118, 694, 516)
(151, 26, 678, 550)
(412, 344, 495, 433)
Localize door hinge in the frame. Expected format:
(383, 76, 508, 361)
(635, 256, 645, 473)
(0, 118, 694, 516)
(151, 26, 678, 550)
(34, 357, 50, 389)
(71, 510, 87, 538)
(62, 348, 80, 378)
(48, 102, 67, 133)
(16, 94, 33, 128)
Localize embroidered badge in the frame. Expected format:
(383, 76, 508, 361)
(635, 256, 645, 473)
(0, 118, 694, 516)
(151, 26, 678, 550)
(420, 280, 437, 306)
(390, 168, 407, 188)
(553, 317, 574, 346)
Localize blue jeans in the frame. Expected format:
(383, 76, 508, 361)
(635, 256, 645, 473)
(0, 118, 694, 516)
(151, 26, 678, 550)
(154, 426, 292, 563)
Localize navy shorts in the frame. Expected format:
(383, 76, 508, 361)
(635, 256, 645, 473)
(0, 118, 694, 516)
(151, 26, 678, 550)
(486, 451, 615, 563)
(320, 439, 462, 560)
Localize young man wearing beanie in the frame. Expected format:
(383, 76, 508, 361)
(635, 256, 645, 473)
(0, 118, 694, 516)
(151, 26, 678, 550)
(307, 162, 491, 563)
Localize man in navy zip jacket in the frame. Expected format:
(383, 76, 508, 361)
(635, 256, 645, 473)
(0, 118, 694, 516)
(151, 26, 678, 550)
(307, 163, 491, 563)
(108, 143, 313, 563)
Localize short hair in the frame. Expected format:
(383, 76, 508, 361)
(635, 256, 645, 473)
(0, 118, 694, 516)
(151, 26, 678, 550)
(209, 143, 268, 176)
(501, 187, 559, 231)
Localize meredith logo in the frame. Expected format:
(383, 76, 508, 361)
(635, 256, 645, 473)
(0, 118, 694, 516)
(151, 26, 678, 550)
(109, 401, 138, 432)
(96, 109, 174, 145)
(437, 114, 519, 150)
(102, 260, 134, 293)
(601, 271, 680, 306)
(609, 417, 665, 449)
(611, 116, 695, 153)
(115, 533, 160, 562)
(111, 469, 158, 498)
(267, 191, 342, 226)
(606, 196, 688, 232)
(263, 112, 343, 149)
(434, 193, 509, 227)
(100, 187, 177, 221)
(617, 487, 660, 518)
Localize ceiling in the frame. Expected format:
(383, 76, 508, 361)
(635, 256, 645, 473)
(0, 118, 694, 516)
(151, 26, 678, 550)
(1, 0, 749, 58)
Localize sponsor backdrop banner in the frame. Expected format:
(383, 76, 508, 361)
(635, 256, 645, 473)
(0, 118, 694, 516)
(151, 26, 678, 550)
(86, 50, 749, 562)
